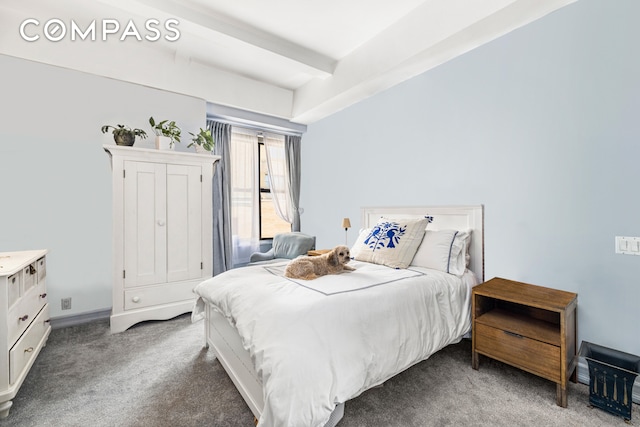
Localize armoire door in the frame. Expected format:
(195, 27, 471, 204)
(122, 161, 203, 287)
(123, 161, 167, 287)
(166, 163, 203, 282)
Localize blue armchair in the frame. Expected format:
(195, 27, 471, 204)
(249, 232, 316, 264)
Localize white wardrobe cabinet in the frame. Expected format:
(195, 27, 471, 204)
(104, 145, 220, 333)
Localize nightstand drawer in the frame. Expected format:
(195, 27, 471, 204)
(475, 322, 561, 383)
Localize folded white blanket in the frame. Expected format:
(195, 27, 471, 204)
(263, 261, 425, 295)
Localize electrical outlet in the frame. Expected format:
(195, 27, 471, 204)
(61, 297, 72, 310)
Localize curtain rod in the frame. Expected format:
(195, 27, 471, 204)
(207, 115, 304, 137)
(206, 102, 307, 137)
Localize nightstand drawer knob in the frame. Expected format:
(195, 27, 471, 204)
(18, 315, 29, 322)
(504, 330, 524, 339)
(24, 347, 34, 354)
(132, 296, 141, 303)
(40, 293, 47, 299)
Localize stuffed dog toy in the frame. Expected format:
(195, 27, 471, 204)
(284, 245, 355, 280)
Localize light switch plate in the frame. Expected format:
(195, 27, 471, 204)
(615, 236, 640, 255)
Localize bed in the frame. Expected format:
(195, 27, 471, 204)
(192, 205, 484, 426)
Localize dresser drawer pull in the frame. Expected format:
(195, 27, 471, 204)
(40, 293, 47, 299)
(504, 330, 524, 339)
(24, 347, 34, 354)
(132, 296, 141, 303)
(18, 315, 29, 322)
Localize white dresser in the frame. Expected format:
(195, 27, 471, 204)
(104, 145, 220, 333)
(0, 249, 50, 418)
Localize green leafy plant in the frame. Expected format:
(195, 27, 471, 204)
(149, 117, 181, 147)
(101, 124, 147, 146)
(188, 128, 215, 152)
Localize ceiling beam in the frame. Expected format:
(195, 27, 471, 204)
(98, 0, 336, 78)
(0, 0, 578, 125)
(291, 0, 577, 124)
(0, 3, 296, 119)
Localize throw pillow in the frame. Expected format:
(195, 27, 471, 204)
(351, 217, 428, 268)
(411, 229, 471, 275)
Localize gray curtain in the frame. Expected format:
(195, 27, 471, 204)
(285, 134, 302, 231)
(209, 120, 233, 275)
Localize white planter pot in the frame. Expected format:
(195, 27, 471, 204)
(194, 145, 210, 154)
(155, 136, 173, 150)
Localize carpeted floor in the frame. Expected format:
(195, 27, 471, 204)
(3, 314, 637, 426)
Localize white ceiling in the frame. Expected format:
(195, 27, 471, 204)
(0, 0, 576, 124)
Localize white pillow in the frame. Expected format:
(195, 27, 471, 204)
(411, 229, 471, 275)
(351, 217, 428, 269)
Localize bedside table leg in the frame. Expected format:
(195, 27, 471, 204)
(472, 351, 479, 370)
(556, 384, 568, 408)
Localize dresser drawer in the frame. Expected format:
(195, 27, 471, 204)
(475, 322, 561, 383)
(10, 304, 51, 385)
(124, 281, 196, 310)
(7, 272, 21, 308)
(35, 279, 47, 302)
(22, 263, 37, 293)
(36, 256, 46, 282)
(8, 285, 47, 345)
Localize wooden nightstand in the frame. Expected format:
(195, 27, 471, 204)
(472, 277, 577, 407)
(307, 249, 330, 256)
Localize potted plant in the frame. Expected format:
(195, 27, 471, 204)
(149, 117, 181, 150)
(101, 124, 147, 146)
(188, 128, 215, 153)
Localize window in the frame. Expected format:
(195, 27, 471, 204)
(229, 127, 290, 246)
(258, 138, 292, 239)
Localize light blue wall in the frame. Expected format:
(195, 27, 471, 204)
(300, 0, 640, 356)
(0, 54, 206, 319)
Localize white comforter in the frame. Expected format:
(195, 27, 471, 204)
(192, 260, 475, 427)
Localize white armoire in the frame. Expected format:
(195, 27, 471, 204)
(104, 145, 220, 333)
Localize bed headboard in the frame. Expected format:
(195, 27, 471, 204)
(361, 205, 484, 283)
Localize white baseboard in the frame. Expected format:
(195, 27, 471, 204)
(577, 359, 640, 404)
(50, 308, 111, 329)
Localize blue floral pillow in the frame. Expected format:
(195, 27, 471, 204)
(351, 217, 428, 268)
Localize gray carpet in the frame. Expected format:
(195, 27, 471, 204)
(3, 314, 637, 426)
